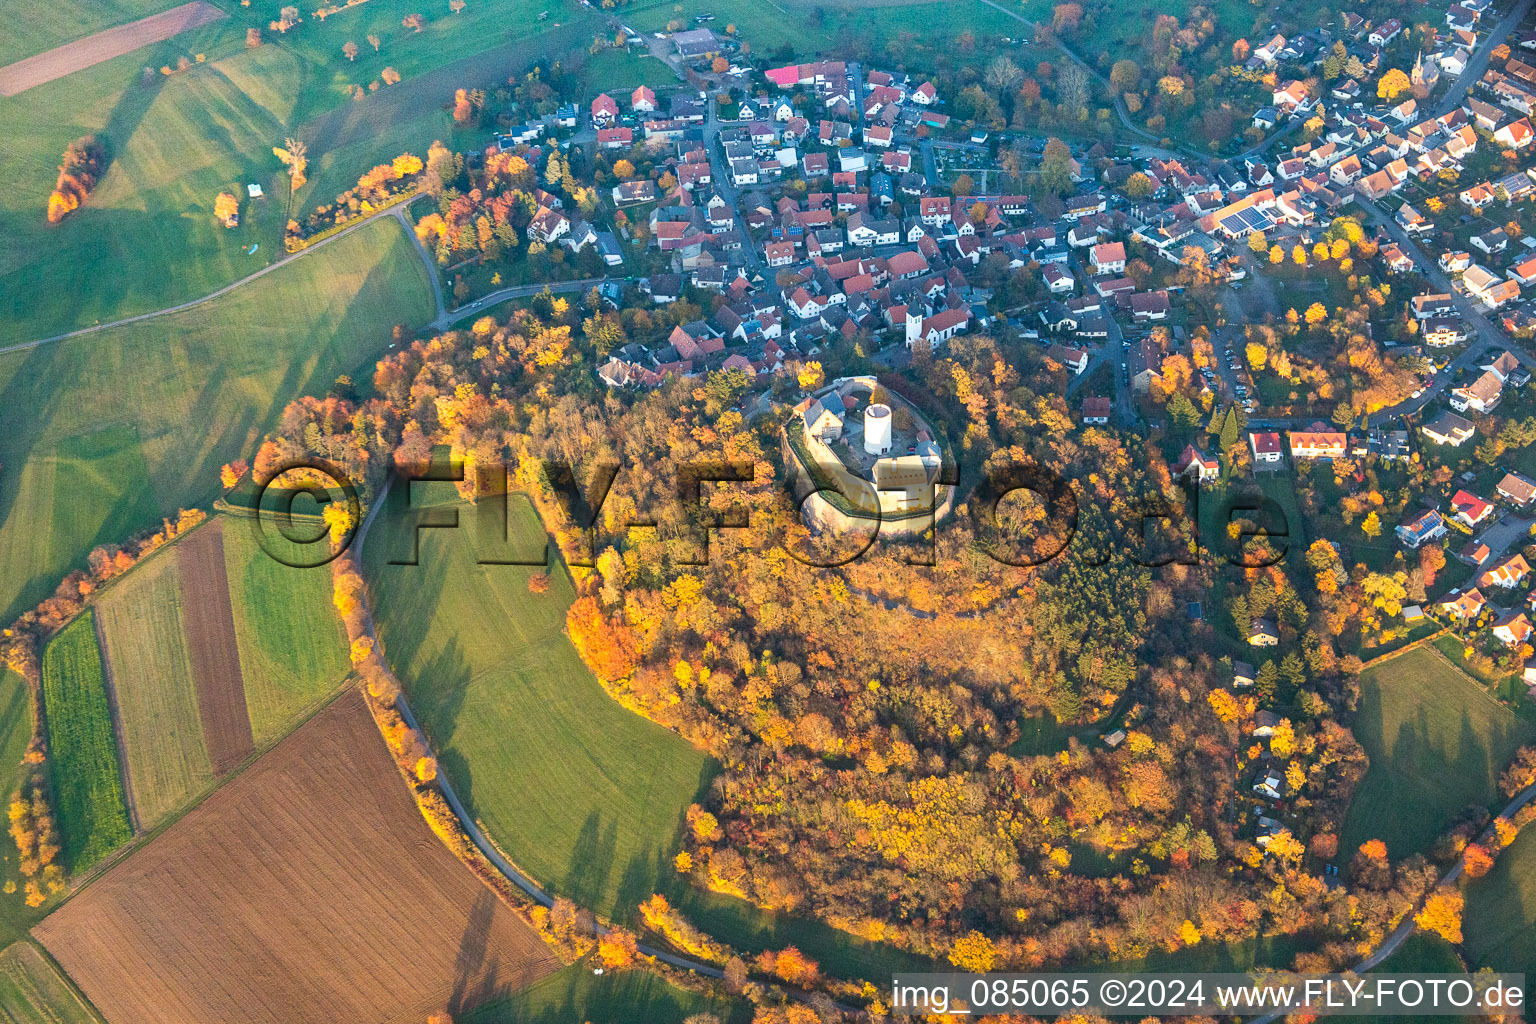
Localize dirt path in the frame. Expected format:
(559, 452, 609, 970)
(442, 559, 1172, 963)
(0, 2, 226, 97)
(89, 612, 141, 833)
(176, 521, 255, 774)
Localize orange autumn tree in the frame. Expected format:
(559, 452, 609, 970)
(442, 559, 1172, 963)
(1462, 843, 1494, 878)
(566, 596, 638, 681)
(47, 137, 104, 223)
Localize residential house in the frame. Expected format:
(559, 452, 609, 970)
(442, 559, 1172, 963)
(1397, 509, 1448, 548)
(1173, 444, 1220, 484)
(1481, 553, 1533, 589)
(1441, 587, 1487, 620)
(1250, 431, 1284, 463)
(1498, 472, 1536, 505)
(1093, 239, 1130, 271)
(1289, 427, 1347, 459)
(1422, 411, 1476, 446)
(1450, 370, 1503, 413)
(1495, 610, 1534, 647)
(1248, 618, 1280, 646)
(1451, 488, 1495, 528)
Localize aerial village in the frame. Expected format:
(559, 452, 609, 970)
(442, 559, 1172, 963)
(484, 0, 1536, 705)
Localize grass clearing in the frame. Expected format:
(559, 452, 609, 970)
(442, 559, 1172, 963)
(222, 520, 350, 746)
(0, 215, 434, 626)
(0, 674, 46, 949)
(364, 486, 937, 980)
(463, 961, 750, 1024)
(0, 942, 101, 1024)
(94, 546, 213, 828)
(0, 0, 187, 67)
(39, 615, 132, 872)
(364, 486, 715, 922)
(1465, 814, 1536, 984)
(1339, 647, 1535, 859)
(623, 0, 1023, 56)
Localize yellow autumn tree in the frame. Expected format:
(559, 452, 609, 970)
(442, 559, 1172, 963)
(1378, 67, 1410, 100)
(949, 930, 997, 972)
(1414, 888, 1464, 943)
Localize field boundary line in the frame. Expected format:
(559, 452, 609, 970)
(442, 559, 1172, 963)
(1419, 641, 1526, 715)
(1356, 627, 1450, 670)
(17, 939, 108, 1024)
(37, 676, 355, 913)
(88, 614, 140, 833)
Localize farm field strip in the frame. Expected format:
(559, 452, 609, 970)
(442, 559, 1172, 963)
(175, 522, 254, 773)
(39, 616, 132, 872)
(95, 546, 214, 828)
(34, 690, 560, 1024)
(0, 941, 102, 1024)
(221, 521, 351, 746)
(0, 2, 227, 96)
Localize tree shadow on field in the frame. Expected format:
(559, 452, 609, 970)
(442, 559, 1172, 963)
(0, 343, 72, 621)
(614, 844, 660, 923)
(448, 889, 502, 1017)
(564, 811, 617, 910)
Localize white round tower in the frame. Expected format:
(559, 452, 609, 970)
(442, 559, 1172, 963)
(864, 403, 892, 455)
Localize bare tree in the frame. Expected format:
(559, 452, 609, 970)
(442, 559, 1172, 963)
(984, 55, 1022, 94)
(1058, 62, 1090, 116)
(449, 0, 466, 12)
(367, 32, 380, 50)
(342, 40, 358, 61)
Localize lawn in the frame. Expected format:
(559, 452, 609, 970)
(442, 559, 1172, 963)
(39, 615, 133, 872)
(576, 47, 678, 95)
(0, 15, 271, 345)
(0, 942, 101, 1024)
(364, 485, 715, 922)
(0, 674, 46, 948)
(1339, 647, 1535, 859)
(0, 215, 435, 627)
(622, 0, 1023, 58)
(0, 0, 186, 66)
(222, 518, 351, 746)
(463, 961, 750, 1024)
(1464, 815, 1536, 983)
(266, 0, 597, 123)
(93, 545, 213, 828)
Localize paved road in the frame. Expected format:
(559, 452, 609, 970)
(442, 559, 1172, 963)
(702, 97, 765, 277)
(1244, 773, 1536, 1023)
(1434, 0, 1536, 118)
(975, 0, 1168, 152)
(397, 205, 447, 323)
(434, 276, 616, 329)
(347, 481, 731, 984)
(1352, 194, 1536, 419)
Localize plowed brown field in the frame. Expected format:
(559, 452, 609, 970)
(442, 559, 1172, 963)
(0, 2, 227, 96)
(176, 521, 254, 773)
(34, 690, 559, 1024)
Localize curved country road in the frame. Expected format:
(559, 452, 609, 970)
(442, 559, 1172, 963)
(346, 480, 730, 982)
(0, 199, 618, 356)
(1243, 778, 1536, 1024)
